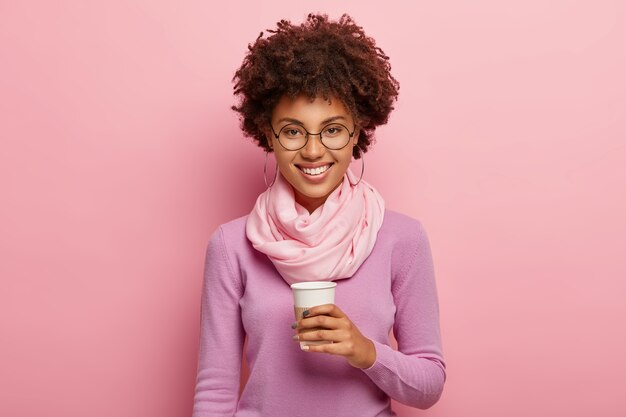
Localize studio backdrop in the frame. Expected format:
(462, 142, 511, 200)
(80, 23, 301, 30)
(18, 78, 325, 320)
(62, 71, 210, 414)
(1, 1, 625, 416)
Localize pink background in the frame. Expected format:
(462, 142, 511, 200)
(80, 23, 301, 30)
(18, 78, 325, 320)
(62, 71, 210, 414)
(1, 1, 625, 416)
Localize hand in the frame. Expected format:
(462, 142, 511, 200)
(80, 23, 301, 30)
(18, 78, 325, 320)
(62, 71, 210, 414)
(292, 303, 376, 369)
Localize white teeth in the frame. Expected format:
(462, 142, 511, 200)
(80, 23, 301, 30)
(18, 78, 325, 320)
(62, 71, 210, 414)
(301, 164, 331, 175)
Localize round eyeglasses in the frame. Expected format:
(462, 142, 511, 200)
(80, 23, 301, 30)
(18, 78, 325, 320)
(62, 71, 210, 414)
(269, 122, 356, 151)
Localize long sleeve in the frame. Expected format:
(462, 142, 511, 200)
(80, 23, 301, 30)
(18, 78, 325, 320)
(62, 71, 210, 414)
(192, 226, 245, 417)
(361, 221, 446, 409)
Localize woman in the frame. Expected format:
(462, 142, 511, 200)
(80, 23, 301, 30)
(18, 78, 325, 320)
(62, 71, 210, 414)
(192, 14, 446, 417)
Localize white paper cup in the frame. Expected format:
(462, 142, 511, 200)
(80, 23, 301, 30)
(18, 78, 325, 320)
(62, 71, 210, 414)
(291, 281, 337, 350)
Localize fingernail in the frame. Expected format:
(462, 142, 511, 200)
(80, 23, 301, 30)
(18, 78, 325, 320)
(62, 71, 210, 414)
(301, 345, 310, 351)
(303, 310, 310, 317)
(292, 334, 299, 341)
(291, 322, 297, 329)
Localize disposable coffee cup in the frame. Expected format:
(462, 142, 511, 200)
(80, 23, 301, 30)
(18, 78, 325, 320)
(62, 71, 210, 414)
(291, 281, 337, 350)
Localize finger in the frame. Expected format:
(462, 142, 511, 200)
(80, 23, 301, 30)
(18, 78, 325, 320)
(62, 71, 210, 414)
(298, 314, 343, 330)
(302, 341, 349, 355)
(303, 304, 345, 319)
(297, 328, 346, 343)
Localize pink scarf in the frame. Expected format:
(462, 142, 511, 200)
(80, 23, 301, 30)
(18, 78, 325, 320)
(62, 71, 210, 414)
(246, 168, 385, 285)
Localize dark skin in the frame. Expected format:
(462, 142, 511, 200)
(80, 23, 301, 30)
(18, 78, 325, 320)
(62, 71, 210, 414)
(291, 303, 376, 369)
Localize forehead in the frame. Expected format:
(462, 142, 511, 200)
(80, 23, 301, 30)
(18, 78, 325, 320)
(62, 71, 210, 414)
(272, 94, 350, 123)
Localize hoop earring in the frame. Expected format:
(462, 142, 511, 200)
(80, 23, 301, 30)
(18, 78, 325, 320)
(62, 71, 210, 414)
(264, 151, 278, 188)
(348, 155, 365, 186)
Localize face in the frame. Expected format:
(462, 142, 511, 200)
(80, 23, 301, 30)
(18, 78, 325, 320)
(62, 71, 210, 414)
(267, 94, 359, 214)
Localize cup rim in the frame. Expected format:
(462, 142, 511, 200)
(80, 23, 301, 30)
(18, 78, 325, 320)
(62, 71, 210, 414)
(290, 281, 337, 290)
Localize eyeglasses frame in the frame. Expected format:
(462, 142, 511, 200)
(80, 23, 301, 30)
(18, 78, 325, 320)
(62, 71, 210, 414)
(269, 121, 357, 151)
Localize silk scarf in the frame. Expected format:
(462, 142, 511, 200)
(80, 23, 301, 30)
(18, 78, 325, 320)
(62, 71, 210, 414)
(245, 168, 385, 285)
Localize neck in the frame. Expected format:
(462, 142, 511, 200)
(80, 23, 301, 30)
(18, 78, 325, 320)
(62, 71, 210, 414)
(293, 179, 344, 214)
(294, 191, 326, 214)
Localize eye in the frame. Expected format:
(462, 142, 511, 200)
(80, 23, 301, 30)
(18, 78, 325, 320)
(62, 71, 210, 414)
(323, 124, 345, 137)
(281, 125, 305, 138)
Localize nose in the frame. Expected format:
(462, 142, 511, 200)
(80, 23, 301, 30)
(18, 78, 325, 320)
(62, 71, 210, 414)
(300, 133, 325, 159)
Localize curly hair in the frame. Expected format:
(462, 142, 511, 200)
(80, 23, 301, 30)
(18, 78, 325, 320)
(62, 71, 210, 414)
(231, 13, 400, 159)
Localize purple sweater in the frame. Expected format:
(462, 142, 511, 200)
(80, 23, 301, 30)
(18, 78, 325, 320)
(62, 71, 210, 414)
(192, 209, 446, 417)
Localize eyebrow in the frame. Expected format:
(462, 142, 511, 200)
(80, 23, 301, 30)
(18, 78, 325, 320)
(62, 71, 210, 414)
(276, 116, 347, 126)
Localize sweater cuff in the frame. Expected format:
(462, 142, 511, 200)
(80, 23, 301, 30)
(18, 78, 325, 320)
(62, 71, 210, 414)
(360, 339, 447, 409)
(360, 339, 396, 379)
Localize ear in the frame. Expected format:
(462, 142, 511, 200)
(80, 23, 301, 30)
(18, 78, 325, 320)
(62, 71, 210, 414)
(264, 129, 274, 150)
(352, 127, 360, 147)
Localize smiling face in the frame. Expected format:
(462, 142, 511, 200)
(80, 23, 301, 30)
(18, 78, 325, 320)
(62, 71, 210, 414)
(267, 94, 359, 214)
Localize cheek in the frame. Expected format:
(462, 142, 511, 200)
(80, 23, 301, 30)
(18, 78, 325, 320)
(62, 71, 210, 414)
(336, 149, 353, 165)
(275, 153, 295, 172)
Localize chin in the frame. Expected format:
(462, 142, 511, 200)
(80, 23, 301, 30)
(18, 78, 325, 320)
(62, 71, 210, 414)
(295, 178, 343, 197)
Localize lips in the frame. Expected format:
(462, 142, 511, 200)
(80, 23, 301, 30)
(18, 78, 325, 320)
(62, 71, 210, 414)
(297, 163, 333, 176)
(295, 162, 334, 181)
